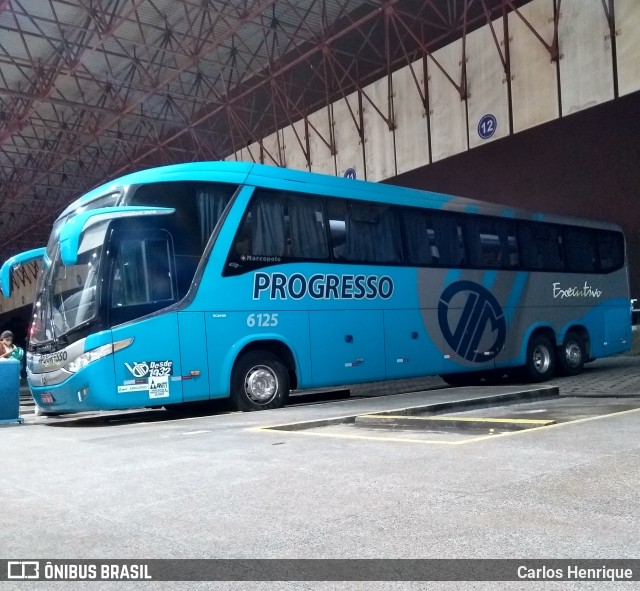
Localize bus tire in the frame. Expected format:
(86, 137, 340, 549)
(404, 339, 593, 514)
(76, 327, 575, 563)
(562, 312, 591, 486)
(231, 350, 290, 412)
(557, 331, 586, 376)
(524, 334, 555, 382)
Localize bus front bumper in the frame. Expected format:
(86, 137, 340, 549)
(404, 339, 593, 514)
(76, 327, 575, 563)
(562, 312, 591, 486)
(28, 357, 117, 413)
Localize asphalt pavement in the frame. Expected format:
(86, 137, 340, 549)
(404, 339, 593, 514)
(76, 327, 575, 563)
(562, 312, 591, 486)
(2, 355, 640, 591)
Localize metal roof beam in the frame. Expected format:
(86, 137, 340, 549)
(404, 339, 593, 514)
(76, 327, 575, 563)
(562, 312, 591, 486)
(0, 0, 148, 146)
(0, 0, 278, 210)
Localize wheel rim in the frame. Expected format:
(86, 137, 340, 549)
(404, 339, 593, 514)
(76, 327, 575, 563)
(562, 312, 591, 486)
(532, 344, 552, 374)
(244, 365, 278, 404)
(564, 340, 583, 368)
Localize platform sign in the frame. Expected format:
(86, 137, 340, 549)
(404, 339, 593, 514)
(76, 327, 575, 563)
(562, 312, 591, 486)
(344, 167, 357, 179)
(477, 114, 497, 139)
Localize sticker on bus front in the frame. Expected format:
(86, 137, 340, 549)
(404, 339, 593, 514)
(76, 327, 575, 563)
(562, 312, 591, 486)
(124, 360, 173, 378)
(148, 375, 170, 399)
(117, 384, 150, 393)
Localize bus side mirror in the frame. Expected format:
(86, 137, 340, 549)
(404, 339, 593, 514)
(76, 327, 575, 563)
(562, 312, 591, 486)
(0, 247, 46, 298)
(58, 206, 175, 266)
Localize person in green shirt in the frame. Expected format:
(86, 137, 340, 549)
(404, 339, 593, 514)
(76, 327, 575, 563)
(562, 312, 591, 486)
(0, 330, 24, 361)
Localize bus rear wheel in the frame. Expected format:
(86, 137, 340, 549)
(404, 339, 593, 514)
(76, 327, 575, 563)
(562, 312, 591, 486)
(231, 350, 290, 412)
(524, 334, 555, 382)
(557, 331, 586, 376)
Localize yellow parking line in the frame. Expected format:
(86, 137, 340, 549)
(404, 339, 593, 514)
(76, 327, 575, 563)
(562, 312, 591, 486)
(249, 425, 467, 445)
(458, 406, 640, 444)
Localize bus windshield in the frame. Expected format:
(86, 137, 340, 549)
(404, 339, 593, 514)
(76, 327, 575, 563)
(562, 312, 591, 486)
(31, 221, 108, 346)
(30, 193, 122, 347)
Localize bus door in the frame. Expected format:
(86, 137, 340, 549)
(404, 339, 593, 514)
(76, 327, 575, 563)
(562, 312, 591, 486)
(309, 309, 386, 386)
(107, 228, 184, 408)
(55, 204, 185, 408)
(112, 314, 183, 408)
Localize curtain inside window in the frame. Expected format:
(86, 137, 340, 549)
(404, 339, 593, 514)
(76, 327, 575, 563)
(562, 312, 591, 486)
(196, 186, 230, 247)
(401, 213, 432, 265)
(288, 199, 328, 258)
(465, 218, 484, 267)
(252, 197, 286, 256)
(432, 216, 463, 266)
(346, 205, 402, 263)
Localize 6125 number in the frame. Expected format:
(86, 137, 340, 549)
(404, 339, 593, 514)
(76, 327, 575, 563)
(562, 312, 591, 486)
(247, 313, 279, 327)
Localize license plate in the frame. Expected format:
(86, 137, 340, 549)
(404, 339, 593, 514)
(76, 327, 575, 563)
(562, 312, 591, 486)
(41, 392, 55, 404)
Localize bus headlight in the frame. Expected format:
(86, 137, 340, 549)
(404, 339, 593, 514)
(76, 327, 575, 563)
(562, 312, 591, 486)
(64, 338, 133, 373)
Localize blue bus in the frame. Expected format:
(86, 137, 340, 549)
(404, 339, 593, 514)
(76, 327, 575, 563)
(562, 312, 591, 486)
(0, 162, 630, 414)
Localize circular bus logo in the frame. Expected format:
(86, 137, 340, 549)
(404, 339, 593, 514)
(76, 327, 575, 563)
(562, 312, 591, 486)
(438, 280, 506, 363)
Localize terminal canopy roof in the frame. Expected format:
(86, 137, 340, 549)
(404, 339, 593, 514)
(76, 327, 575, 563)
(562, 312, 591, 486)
(0, 0, 534, 261)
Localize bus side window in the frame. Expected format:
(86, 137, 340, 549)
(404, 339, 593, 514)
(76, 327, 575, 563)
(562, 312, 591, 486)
(467, 219, 500, 268)
(111, 235, 175, 310)
(346, 202, 403, 264)
(564, 227, 597, 273)
(195, 184, 234, 248)
(519, 223, 565, 271)
(114, 240, 147, 306)
(506, 226, 520, 268)
(251, 194, 287, 257)
(328, 201, 347, 260)
(597, 231, 624, 272)
(430, 213, 466, 267)
(229, 193, 288, 258)
(518, 224, 538, 269)
(233, 213, 253, 257)
(287, 197, 329, 259)
(131, 181, 236, 297)
(231, 190, 329, 264)
(327, 200, 403, 264)
(400, 210, 437, 266)
(145, 239, 175, 302)
(466, 218, 519, 270)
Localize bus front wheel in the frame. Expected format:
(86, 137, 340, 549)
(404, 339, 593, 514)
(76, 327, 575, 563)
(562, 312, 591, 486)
(231, 350, 290, 412)
(524, 334, 555, 382)
(557, 331, 586, 376)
